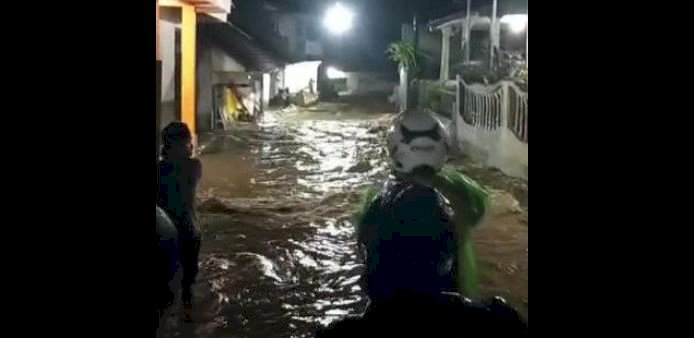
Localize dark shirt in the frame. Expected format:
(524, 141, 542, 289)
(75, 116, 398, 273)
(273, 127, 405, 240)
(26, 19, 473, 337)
(157, 157, 202, 236)
(316, 293, 528, 338)
(358, 179, 459, 294)
(358, 177, 456, 245)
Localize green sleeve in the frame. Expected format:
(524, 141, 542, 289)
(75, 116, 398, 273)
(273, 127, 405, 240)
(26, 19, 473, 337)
(436, 169, 490, 228)
(353, 186, 380, 242)
(435, 169, 489, 298)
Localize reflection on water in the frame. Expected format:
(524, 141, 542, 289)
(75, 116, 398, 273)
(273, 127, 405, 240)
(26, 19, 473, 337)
(159, 106, 392, 338)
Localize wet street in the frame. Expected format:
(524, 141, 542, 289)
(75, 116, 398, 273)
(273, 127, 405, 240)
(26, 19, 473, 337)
(158, 100, 528, 337)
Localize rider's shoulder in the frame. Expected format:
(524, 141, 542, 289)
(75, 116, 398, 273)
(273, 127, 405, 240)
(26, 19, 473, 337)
(432, 293, 527, 334)
(464, 296, 528, 334)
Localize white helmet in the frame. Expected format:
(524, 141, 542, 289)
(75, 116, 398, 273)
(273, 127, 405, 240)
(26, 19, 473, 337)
(387, 109, 450, 174)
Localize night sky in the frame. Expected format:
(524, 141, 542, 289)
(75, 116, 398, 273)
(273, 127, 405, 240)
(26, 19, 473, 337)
(276, 0, 465, 71)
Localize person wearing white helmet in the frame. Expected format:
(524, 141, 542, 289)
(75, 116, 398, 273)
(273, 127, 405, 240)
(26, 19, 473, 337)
(386, 109, 450, 175)
(323, 119, 527, 336)
(355, 108, 489, 297)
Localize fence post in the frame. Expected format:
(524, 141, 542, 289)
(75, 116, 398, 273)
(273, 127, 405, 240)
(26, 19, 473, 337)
(500, 81, 509, 131)
(399, 66, 408, 111)
(452, 74, 461, 152)
(494, 81, 510, 167)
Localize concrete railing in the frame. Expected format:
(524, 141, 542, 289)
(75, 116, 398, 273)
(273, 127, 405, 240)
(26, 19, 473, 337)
(460, 81, 504, 131)
(452, 77, 528, 179)
(507, 83, 528, 143)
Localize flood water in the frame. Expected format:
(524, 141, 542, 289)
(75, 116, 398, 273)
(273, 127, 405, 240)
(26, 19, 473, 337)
(158, 100, 528, 338)
(159, 103, 393, 338)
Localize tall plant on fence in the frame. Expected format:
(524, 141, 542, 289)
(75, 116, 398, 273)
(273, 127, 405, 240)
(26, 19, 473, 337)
(386, 41, 428, 108)
(386, 41, 419, 77)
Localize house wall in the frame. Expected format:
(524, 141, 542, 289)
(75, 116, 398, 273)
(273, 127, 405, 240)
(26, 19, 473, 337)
(284, 61, 321, 94)
(232, 2, 322, 63)
(277, 13, 322, 61)
(214, 72, 252, 85)
(160, 16, 179, 129)
(278, 15, 299, 57)
(455, 114, 528, 179)
(211, 47, 246, 72)
(197, 45, 215, 132)
(345, 72, 396, 96)
(204, 0, 232, 21)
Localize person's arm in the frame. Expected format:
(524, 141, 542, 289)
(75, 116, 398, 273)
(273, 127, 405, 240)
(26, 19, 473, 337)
(432, 170, 490, 298)
(435, 169, 489, 227)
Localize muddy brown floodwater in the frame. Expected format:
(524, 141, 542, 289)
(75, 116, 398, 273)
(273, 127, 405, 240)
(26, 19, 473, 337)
(157, 101, 528, 338)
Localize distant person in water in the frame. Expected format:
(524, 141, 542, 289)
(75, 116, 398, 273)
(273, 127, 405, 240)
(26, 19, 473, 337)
(157, 121, 202, 322)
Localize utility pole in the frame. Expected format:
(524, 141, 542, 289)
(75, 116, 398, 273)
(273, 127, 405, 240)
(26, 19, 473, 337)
(464, 0, 471, 62)
(490, 0, 498, 70)
(410, 1, 420, 109)
(413, 14, 419, 56)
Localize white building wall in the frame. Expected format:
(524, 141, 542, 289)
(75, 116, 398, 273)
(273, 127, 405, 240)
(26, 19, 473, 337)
(160, 18, 179, 129)
(284, 61, 321, 94)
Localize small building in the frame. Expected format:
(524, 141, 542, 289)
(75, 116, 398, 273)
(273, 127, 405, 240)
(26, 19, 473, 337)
(429, 5, 528, 82)
(325, 61, 396, 97)
(197, 22, 286, 131)
(423, 2, 528, 179)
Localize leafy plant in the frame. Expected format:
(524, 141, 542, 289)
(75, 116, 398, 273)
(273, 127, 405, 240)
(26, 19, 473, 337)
(386, 41, 427, 75)
(516, 63, 528, 86)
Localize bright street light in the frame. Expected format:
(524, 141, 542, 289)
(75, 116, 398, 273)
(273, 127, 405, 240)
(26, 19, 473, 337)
(324, 2, 354, 35)
(500, 14, 528, 34)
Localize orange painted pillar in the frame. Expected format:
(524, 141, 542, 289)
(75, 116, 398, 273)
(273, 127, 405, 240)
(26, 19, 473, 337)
(181, 4, 197, 139)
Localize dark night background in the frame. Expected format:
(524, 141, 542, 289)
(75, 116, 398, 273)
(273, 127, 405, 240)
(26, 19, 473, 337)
(231, 0, 527, 74)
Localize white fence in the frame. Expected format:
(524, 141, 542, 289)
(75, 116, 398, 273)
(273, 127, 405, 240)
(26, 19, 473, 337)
(452, 77, 528, 179)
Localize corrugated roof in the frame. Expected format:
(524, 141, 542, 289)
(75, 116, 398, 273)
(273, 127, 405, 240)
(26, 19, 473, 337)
(199, 22, 287, 72)
(428, 10, 468, 29)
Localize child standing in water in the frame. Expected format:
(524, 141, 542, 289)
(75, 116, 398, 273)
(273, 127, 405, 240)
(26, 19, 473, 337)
(157, 121, 202, 322)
